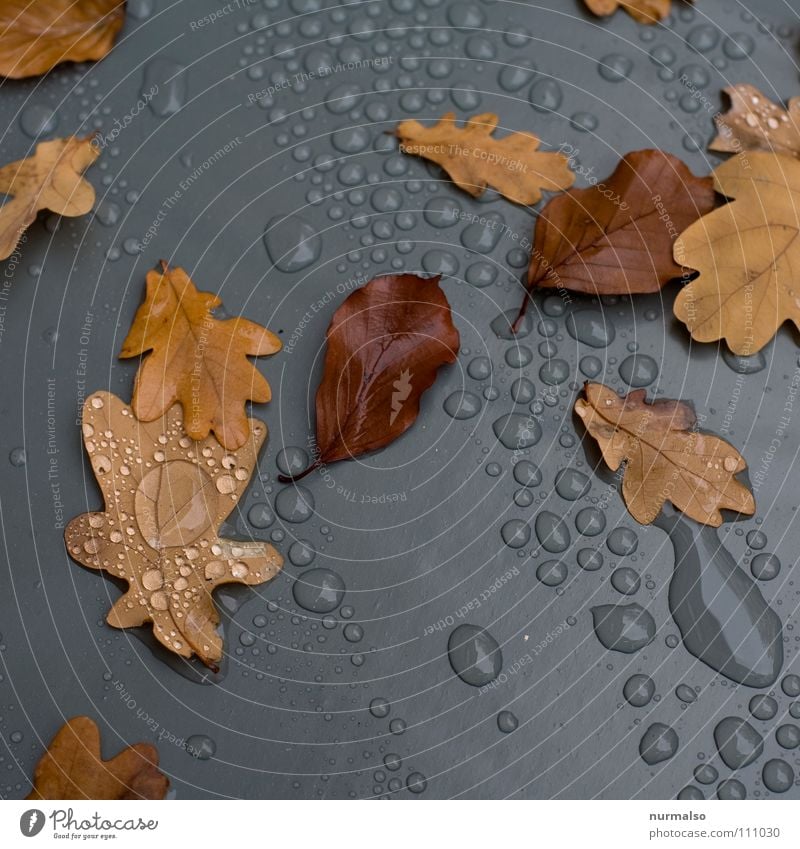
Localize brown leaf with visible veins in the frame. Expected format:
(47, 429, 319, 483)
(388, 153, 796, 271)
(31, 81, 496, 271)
(281, 274, 460, 482)
(583, 0, 689, 24)
(516, 150, 715, 325)
(575, 382, 755, 526)
(65, 391, 283, 667)
(0, 0, 125, 79)
(395, 112, 574, 205)
(674, 152, 800, 354)
(28, 716, 168, 800)
(120, 263, 281, 451)
(0, 135, 99, 260)
(711, 84, 800, 158)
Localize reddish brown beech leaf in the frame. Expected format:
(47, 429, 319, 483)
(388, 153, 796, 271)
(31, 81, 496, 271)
(27, 716, 168, 800)
(0, 0, 125, 80)
(281, 274, 460, 481)
(515, 149, 715, 328)
(711, 84, 800, 158)
(575, 382, 755, 527)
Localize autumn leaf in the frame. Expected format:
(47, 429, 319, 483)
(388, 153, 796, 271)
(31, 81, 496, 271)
(0, 0, 124, 79)
(583, 0, 690, 24)
(575, 382, 755, 527)
(395, 112, 575, 205)
(711, 84, 800, 158)
(65, 391, 283, 667)
(120, 262, 281, 451)
(27, 716, 168, 800)
(673, 152, 800, 354)
(515, 149, 714, 327)
(281, 274, 460, 482)
(0, 135, 99, 260)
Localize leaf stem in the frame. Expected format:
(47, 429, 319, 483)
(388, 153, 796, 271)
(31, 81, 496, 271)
(278, 459, 322, 484)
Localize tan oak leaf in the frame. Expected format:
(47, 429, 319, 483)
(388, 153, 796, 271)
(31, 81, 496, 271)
(395, 112, 574, 205)
(575, 382, 755, 527)
(583, 0, 687, 24)
(674, 151, 800, 354)
(711, 84, 800, 158)
(65, 391, 283, 668)
(0, 135, 99, 260)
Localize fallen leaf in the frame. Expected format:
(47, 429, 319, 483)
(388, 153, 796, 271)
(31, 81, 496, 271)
(281, 274, 460, 481)
(120, 262, 281, 451)
(711, 84, 800, 158)
(575, 382, 755, 526)
(65, 391, 283, 667)
(395, 112, 575, 205)
(0, 0, 124, 79)
(583, 0, 685, 24)
(28, 716, 168, 800)
(0, 135, 99, 260)
(516, 149, 715, 324)
(673, 151, 800, 354)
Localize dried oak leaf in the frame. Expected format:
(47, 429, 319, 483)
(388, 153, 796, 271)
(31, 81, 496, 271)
(673, 151, 800, 354)
(395, 112, 575, 205)
(520, 150, 715, 317)
(282, 274, 460, 481)
(583, 0, 690, 24)
(575, 382, 755, 527)
(120, 262, 281, 451)
(28, 716, 168, 800)
(0, 0, 125, 79)
(711, 84, 800, 158)
(0, 135, 99, 260)
(65, 391, 283, 667)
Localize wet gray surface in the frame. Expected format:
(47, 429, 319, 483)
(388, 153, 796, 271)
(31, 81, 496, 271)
(1, 0, 800, 799)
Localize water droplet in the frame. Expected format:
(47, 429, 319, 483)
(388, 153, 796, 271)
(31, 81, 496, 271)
(619, 354, 658, 387)
(421, 249, 459, 277)
(326, 83, 362, 114)
(466, 261, 497, 288)
(406, 772, 427, 794)
(535, 511, 571, 553)
(142, 58, 186, 116)
(443, 389, 482, 419)
(566, 310, 615, 347)
(288, 539, 315, 566)
(275, 485, 315, 523)
(776, 724, 800, 750)
(782, 674, 800, 697)
(693, 763, 718, 784)
(423, 196, 460, 228)
(497, 710, 519, 733)
(592, 604, 656, 653)
(529, 79, 563, 113)
(678, 785, 704, 800)
(498, 59, 537, 92)
(9, 447, 26, 467)
(749, 694, 778, 720)
(493, 414, 541, 449)
(611, 567, 641, 595)
(501, 519, 530, 549)
(578, 548, 604, 571)
(751, 552, 780, 581)
(264, 215, 321, 272)
(537, 559, 567, 587)
(467, 356, 492, 380)
(598, 54, 633, 82)
(539, 358, 570, 385)
(461, 211, 504, 253)
(723, 33, 755, 60)
(370, 697, 390, 718)
(640, 723, 678, 765)
(293, 568, 345, 613)
(714, 717, 764, 769)
(676, 684, 698, 704)
(624, 674, 655, 707)
(19, 104, 58, 138)
(448, 624, 502, 687)
(186, 734, 216, 760)
(555, 469, 590, 501)
(575, 507, 606, 537)
(247, 502, 275, 529)
(607, 527, 639, 556)
(717, 778, 746, 800)
(491, 309, 532, 339)
(762, 759, 794, 793)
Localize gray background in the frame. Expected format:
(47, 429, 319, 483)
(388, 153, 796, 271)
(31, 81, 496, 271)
(1, 0, 799, 799)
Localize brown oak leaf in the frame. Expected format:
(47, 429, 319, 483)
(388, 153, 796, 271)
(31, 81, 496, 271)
(711, 84, 800, 158)
(120, 262, 281, 451)
(0, 135, 99, 260)
(674, 151, 800, 354)
(395, 112, 575, 205)
(65, 391, 283, 667)
(0, 0, 124, 79)
(281, 274, 460, 481)
(583, 0, 691, 24)
(516, 149, 714, 326)
(575, 382, 755, 526)
(28, 716, 168, 800)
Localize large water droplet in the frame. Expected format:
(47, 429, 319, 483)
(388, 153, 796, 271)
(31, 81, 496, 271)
(566, 310, 615, 347)
(534, 511, 571, 552)
(493, 414, 541, 449)
(640, 723, 678, 765)
(592, 603, 656, 653)
(444, 389, 482, 419)
(660, 509, 783, 688)
(293, 568, 345, 613)
(762, 759, 794, 793)
(448, 624, 502, 686)
(264, 215, 321, 272)
(714, 716, 763, 769)
(623, 674, 655, 707)
(274, 485, 315, 523)
(142, 58, 187, 116)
